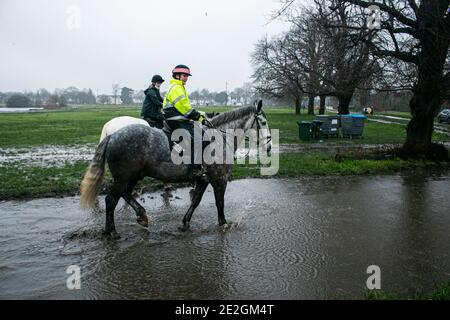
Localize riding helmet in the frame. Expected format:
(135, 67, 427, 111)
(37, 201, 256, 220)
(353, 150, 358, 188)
(172, 64, 192, 76)
(151, 75, 165, 83)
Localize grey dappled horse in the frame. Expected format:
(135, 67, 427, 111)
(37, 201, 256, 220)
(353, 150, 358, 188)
(80, 101, 271, 237)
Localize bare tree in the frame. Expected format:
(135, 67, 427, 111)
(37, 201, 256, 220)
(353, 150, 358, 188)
(311, 0, 381, 114)
(257, 1, 380, 114)
(340, 0, 450, 152)
(251, 34, 305, 113)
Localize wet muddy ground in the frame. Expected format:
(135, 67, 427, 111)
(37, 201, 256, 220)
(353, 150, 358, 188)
(6, 142, 448, 169)
(0, 145, 96, 167)
(1, 175, 450, 299)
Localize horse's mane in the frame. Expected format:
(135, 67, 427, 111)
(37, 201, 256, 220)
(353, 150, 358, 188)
(210, 106, 255, 127)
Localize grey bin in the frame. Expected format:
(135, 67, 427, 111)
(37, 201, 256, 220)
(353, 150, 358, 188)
(339, 114, 366, 137)
(315, 115, 339, 137)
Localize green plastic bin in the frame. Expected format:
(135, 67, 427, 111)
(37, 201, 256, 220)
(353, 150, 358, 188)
(311, 120, 324, 140)
(298, 121, 312, 141)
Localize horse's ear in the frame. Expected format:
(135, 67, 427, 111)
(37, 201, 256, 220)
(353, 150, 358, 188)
(257, 100, 263, 112)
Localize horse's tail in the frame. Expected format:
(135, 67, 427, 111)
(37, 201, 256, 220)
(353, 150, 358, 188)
(80, 135, 111, 209)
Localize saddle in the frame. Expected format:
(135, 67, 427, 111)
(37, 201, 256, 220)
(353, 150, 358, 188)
(146, 118, 160, 128)
(162, 120, 213, 162)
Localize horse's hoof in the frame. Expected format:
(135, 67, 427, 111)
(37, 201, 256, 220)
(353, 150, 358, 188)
(178, 224, 190, 232)
(137, 215, 149, 228)
(110, 231, 121, 239)
(219, 222, 230, 232)
(103, 230, 121, 239)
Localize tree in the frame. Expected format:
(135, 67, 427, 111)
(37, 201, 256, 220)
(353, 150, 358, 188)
(47, 94, 67, 107)
(284, 9, 330, 115)
(311, 0, 381, 114)
(38, 88, 51, 102)
(86, 89, 96, 104)
(265, 1, 381, 114)
(341, 0, 450, 152)
(98, 95, 110, 105)
(190, 90, 201, 105)
(112, 84, 120, 104)
(133, 90, 145, 104)
(214, 91, 228, 105)
(6, 94, 32, 108)
(252, 34, 305, 114)
(242, 82, 256, 105)
(59, 95, 68, 107)
(120, 87, 134, 105)
(200, 89, 211, 105)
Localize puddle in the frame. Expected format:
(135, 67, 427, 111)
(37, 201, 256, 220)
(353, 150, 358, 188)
(1, 175, 450, 299)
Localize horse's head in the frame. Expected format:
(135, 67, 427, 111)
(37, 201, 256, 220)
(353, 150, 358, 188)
(248, 100, 272, 155)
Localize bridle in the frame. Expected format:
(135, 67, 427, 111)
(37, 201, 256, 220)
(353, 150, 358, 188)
(203, 111, 272, 156)
(249, 111, 272, 150)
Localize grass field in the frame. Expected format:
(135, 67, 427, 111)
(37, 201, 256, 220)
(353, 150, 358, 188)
(1, 104, 449, 148)
(1, 151, 448, 200)
(0, 104, 449, 200)
(364, 282, 450, 300)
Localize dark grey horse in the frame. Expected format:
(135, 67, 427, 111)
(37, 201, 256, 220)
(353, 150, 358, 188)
(80, 101, 271, 236)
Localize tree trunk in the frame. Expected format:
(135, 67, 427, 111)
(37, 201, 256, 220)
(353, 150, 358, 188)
(295, 96, 301, 114)
(404, 3, 448, 147)
(319, 95, 326, 115)
(308, 94, 315, 115)
(405, 81, 442, 146)
(337, 94, 352, 115)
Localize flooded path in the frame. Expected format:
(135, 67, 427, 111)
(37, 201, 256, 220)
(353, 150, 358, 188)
(1, 174, 450, 299)
(368, 116, 450, 135)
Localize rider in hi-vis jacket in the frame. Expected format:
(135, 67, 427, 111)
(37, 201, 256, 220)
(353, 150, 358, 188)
(163, 64, 207, 179)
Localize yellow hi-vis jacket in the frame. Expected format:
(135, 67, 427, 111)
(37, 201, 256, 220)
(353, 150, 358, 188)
(163, 79, 204, 122)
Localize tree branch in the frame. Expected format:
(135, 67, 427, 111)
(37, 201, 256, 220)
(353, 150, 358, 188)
(408, 0, 419, 16)
(344, 0, 418, 28)
(373, 49, 419, 64)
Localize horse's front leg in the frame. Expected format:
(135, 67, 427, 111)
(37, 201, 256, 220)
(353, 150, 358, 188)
(179, 180, 209, 231)
(212, 181, 227, 226)
(123, 193, 148, 228)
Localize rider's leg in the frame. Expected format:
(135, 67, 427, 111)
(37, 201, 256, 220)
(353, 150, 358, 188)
(180, 122, 206, 179)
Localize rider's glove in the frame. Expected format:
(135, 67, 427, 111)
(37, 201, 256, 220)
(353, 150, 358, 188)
(198, 111, 207, 125)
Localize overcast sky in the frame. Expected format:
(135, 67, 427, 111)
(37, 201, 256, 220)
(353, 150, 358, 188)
(0, 0, 290, 94)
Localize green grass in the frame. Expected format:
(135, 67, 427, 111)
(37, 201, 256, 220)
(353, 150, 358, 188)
(364, 283, 450, 300)
(0, 105, 449, 200)
(2, 152, 447, 200)
(234, 152, 448, 177)
(265, 111, 449, 144)
(0, 160, 168, 200)
(0, 105, 142, 148)
(0, 161, 90, 199)
(1, 105, 449, 148)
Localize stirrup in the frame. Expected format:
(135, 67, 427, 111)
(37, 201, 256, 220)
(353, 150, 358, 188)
(189, 166, 207, 181)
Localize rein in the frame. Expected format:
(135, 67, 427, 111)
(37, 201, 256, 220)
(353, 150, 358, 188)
(203, 112, 272, 157)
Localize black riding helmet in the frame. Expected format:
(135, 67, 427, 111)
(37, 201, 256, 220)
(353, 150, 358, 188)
(151, 74, 165, 83)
